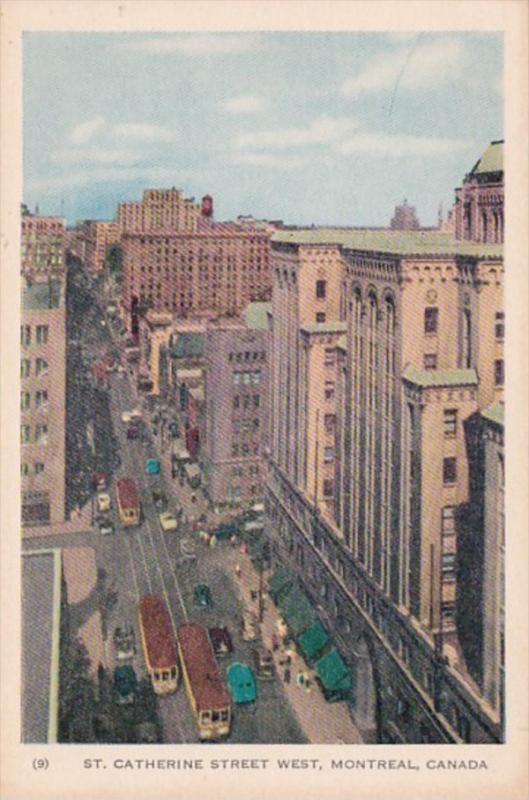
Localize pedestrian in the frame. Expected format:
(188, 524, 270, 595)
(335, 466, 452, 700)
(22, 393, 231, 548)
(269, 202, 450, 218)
(271, 633, 279, 652)
(283, 667, 291, 685)
(210, 534, 217, 548)
(234, 563, 241, 578)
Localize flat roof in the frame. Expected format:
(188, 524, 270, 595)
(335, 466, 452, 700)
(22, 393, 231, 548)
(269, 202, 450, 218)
(403, 366, 478, 388)
(482, 402, 504, 428)
(22, 279, 64, 311)
(243, 301, 272, 330)
(22, 549, 62, 743)
(272, 228, 502, 259)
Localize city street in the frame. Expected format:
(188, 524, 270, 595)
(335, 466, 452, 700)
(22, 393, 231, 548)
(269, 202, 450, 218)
(38, 260, 307, 744)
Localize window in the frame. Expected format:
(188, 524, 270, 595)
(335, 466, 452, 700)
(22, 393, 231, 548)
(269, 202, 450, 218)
(35, 424, 48, 445)
(36, 325, 49, 344)
(323, 479, 334, 497)
(443, 409, 457, 438)
(324, 348, 335, 367)
(21, 463, 29, 476)
(324, 414, 336, 434)
(324, 446, 335, 463)
(233, 372, 241, 385)
(253, 395, 260, 408)
(442, 552, 456, 582)
(441, 601, 455, 624)
(495, 312, 504, 340)
(36, 390, 48, 408)
(494, 359, 504, 386)
(423, 353, 437, 370)
(316, 280, 326, 299)
(316, 312, 326, 323)
(34, 462, 45, 475)
(21, 359, 31, 378)
(443, 457, 457, 484)
(251, 370, 261, 385)
(20, 325, 31, 346)
(324, 381, 335, 401)
(21, 425, 31, 444)
(441, 506, 456, 534)
(36, 358, 48, 376)
(20, 392, 30, 411)
(233, 395, 240, 409)
(424, 307, 438, 334)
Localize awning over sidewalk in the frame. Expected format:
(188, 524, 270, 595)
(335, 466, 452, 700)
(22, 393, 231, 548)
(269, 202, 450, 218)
(268, 565, 295, 603)
(315, 649, 352, 700)
(296, 621, 329, 663)
(280, 586, 318, 637)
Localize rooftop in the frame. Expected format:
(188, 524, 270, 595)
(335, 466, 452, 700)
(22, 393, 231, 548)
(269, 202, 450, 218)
(243, 301, 272, 331)
(402, 366, 478, 388)
(272, 228, 502, 259)
(469, 140, 504, 176)
(481, 402, 504, 428)
(170, 332, 205, 359)
(22, 279, 64, 311)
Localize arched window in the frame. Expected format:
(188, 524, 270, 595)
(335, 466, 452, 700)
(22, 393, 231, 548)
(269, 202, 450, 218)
(463, 309, 472, 368)
(482, 211, 488, 243)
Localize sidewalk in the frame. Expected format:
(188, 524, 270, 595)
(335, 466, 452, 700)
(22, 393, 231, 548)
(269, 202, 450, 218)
(224, 547, 363, 744)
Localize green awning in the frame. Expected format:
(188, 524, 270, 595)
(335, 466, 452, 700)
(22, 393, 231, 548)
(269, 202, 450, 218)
(316, 649, 352, 693)
(296, 621, 329, 662)
(280, 586, 318, 637)
(268, 566, 295, 603)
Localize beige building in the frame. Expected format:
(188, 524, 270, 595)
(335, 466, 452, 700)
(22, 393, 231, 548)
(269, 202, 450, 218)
(21, 214, 66, 278)
(455, 140, 503, 243)
(265, 141, 504, 743)
(21, 279, 66, 526)
(117, 188, 201, 234)
(78, 220, 119, 274)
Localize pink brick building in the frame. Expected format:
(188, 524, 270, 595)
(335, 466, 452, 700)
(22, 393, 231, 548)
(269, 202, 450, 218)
(21, 214, 66, 278)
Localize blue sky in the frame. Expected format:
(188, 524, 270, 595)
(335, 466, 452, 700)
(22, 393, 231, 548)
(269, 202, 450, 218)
(23, 32, 503, 227)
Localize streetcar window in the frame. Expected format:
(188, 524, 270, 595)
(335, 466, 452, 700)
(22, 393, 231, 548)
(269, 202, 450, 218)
(220, 710, 229, 721)
(212, 710, 220, 722)
(201, 712, 211, 724)
(170, 667, 176, 678)
(162, 671, 169, 680)
(154, 671, 160, 681)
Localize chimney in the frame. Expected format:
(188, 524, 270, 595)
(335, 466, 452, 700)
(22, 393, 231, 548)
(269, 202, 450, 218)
(201, 195, 213, 218)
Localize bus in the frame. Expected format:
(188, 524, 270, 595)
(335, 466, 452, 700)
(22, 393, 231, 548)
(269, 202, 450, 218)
(116, 477, 140, 527)
(138, 595, 178, 695)
(177, 623, 231, 741)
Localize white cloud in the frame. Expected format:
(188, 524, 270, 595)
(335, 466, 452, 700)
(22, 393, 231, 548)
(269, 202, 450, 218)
(337, 132, 471, 157)
(223, 94, 268, 115)
(231, 152, 308, 170)
(68, 116, 105, 144)
(341, 38, 466, 96)
(113, 122, 178, 142)
(119, 34, 260, 56)
(27, 165, 198, 193)
(52, 148, 142, 165)
(235, 116, 358, 151)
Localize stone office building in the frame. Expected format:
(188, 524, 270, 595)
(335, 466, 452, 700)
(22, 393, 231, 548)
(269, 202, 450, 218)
(265, 142, 504, 743)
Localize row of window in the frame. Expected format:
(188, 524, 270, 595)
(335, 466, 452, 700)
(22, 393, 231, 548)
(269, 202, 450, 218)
(21, 462, 45, 476)
(20, 390, 48, 410)
(233, 370, 262, 386)
(233, 418, 260, 434)
(231, 463, 260, 478)
(21, 424, 48, 445)
(228, 351, 266, 364)
(20, 325, 49, 347)
(20, 358, 49, 378)
(233, 394, 260, 410)
(231, 442, 260, 457)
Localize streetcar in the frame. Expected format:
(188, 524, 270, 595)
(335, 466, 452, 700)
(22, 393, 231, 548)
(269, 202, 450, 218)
(138, 595, 178, 695)
(177, 623, 231, 741)
(116, 477, 140, 527)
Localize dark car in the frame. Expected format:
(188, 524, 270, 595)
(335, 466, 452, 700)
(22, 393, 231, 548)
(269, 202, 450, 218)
(209, 626, 234, 658)
(127, 426, 139, 440)
(113, 665, 137, 704)
(252, 647, 275, 680)
(212, 521, 240, 541)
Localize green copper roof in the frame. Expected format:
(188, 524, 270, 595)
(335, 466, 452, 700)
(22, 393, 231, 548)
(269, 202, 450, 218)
(300, 321, 347, 335)
(243, 301, 271, 330)
(481, 402, 504, 428)
(470, 140, 503, 176)
(403, 366, 478, 388)
(22, 279, 64, 310)
(272, 228, 502, 259)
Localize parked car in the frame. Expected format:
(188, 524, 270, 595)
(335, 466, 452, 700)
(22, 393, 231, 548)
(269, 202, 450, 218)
(92, 472, 107, 491)
(209, 626, 234, 658)
(151, 489, 168, 511)
(113, 665, 137, 704)
(177, 537, 197, 566)
(96, 492, 112, 513)
(226, 662, 257, 704)
(145, 458, 161, 476)
(126, 426, 139, 440)
(252, 647, 275, 680)
(121, 410, 133, 424)
(113, 625, 136, 661)
(193, 583, 213, 609)
(241, 610, 260, 642)
(212, 521, 240, 541)
(98, 518, 115, 536)
(158, 511, 178, 533)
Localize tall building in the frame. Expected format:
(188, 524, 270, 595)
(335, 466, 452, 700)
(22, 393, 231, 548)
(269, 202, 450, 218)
(21, 214, 66, 278)
(390, 199, 420, 230)
(455, 140, 504, 243)
(203, 302, 270, 507)
(21, 279, 66, 525)
(265, 141, 504, 743)
(118, 188, 272, 336)
(77, 220, 119, 274)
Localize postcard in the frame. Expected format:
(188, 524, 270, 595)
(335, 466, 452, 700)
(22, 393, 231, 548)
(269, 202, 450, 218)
(1, 1, 528, 799)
